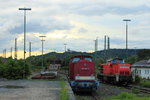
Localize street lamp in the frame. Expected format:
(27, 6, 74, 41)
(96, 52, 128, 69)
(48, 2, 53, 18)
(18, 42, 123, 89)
(19, 7, 31, 79)
(123, 19, 131, 58)
(39, 36, 46, 68)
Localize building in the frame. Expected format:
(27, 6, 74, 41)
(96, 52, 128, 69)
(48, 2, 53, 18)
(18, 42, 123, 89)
(131, 59, 150, 79)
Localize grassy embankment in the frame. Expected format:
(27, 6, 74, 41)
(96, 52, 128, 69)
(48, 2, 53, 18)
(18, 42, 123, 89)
(106, 92, 150, 100)
(59, 81, 69, 100)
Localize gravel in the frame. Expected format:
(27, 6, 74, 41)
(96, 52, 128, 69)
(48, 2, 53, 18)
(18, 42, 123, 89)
(0, 80, 61, 100)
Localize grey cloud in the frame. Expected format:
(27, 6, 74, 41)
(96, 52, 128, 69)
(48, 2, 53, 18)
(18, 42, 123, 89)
(10, 20, 73, 34)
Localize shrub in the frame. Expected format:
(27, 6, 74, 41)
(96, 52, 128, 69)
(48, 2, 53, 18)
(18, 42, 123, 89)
(0, 59, 31, 79)
(134, 75, 141, 84)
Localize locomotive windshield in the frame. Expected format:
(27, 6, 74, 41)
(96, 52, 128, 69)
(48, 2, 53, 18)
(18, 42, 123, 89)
(84, 57, 92, 62)
(72, 57, 80, 63)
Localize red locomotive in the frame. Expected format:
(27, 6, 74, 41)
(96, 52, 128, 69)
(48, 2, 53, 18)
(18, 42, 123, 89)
(97, 58, 132, 85)
(69, 55, 99, 91)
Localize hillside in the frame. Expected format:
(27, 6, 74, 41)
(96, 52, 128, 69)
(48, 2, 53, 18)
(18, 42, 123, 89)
(41, 49, 139, 59)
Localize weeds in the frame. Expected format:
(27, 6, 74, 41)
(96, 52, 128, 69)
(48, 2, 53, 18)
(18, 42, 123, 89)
(59, 81, 69, 100)
(106, 92, 150, 100)
(140, 80, 150, 88)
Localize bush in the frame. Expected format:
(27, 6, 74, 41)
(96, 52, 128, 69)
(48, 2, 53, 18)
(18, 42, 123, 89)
(0, 59, 31, 79)
(134, 75, 141, 84)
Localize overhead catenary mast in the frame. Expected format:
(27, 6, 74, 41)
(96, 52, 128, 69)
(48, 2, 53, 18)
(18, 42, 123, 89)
(14, 38, 17, 59)
(29, 42, 31, 57)
(10, 47, 12, 58)
(104, 35, 107, 62)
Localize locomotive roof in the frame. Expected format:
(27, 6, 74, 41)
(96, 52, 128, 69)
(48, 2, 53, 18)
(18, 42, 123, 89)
(107, 58, 124, 61)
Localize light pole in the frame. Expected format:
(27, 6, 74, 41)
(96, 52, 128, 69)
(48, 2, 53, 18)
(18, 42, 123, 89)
(29, 42, 31, 57)
(123, 19, 131, 58)
(64, 43, 67, 67)
(39, 36, 46, 68)
(19, 7, 31, 79)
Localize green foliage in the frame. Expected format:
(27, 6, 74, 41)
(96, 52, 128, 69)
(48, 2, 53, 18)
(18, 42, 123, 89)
(0, 59, 31, 79)
(106, 92, 150, 100)
(59, 81, 69, 100)
(125, 56, 137, 64)
(137, 49, 150, 60)
(134, 75, 141, 84)
(139, 80, 150, 88)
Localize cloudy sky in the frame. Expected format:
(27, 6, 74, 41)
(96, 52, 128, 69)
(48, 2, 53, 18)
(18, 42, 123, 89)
(0, 0, 150, 58)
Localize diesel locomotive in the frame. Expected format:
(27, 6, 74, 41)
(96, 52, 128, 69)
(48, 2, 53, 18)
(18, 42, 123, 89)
(97, 58, 133, 85)
(69, 55, 99, 91)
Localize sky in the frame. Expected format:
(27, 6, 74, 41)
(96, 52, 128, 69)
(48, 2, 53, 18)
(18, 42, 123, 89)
(0, 0, 150, 58)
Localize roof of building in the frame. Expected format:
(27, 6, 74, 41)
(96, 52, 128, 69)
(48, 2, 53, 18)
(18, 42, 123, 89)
(131, 59, 150, 68)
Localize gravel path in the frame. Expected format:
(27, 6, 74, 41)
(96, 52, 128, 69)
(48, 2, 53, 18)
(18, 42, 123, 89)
(0, 80, 60, 100)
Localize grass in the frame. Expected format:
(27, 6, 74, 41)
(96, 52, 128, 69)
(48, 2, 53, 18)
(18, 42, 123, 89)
(59, 81, 69, 100)
(139, 80, 150, 88)
(106, 92, 150, 100)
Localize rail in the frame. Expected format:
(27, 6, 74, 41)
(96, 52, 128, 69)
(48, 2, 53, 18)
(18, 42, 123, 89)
(127, 85, 150, 94)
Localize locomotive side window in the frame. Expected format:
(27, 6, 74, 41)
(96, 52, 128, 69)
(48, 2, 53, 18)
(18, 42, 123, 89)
(72, 57, 80, 63)
(84, 57, 92, 62)
(120, 66, 128, 68)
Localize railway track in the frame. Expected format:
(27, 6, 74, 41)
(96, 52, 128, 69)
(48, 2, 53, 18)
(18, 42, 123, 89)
(74, 92, 100, 100)
(126, 85, 150, 94)
(91, 92, 99, 100)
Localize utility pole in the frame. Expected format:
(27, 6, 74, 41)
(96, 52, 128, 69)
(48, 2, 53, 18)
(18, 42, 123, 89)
(19, 7, 31, 79)
(123, 19, 131, 58)
(14, 38, 17, 60)
(39, 36, 46, 68)
(29, 42, 31, 57)
(107, 36, 110, 59)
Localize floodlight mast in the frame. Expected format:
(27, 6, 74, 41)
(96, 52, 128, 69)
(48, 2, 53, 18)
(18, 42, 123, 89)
(19, 7, 31, 79)
(123, 19, 131, 58)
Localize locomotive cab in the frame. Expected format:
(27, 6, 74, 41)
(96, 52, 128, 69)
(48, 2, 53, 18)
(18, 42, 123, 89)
(69, 55, 99, 91)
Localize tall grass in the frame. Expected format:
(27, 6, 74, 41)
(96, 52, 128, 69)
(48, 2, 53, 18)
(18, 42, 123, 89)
(106, 92, 150, 100)
(140, 80, 150, 88)
(59, 81, 69, 100)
